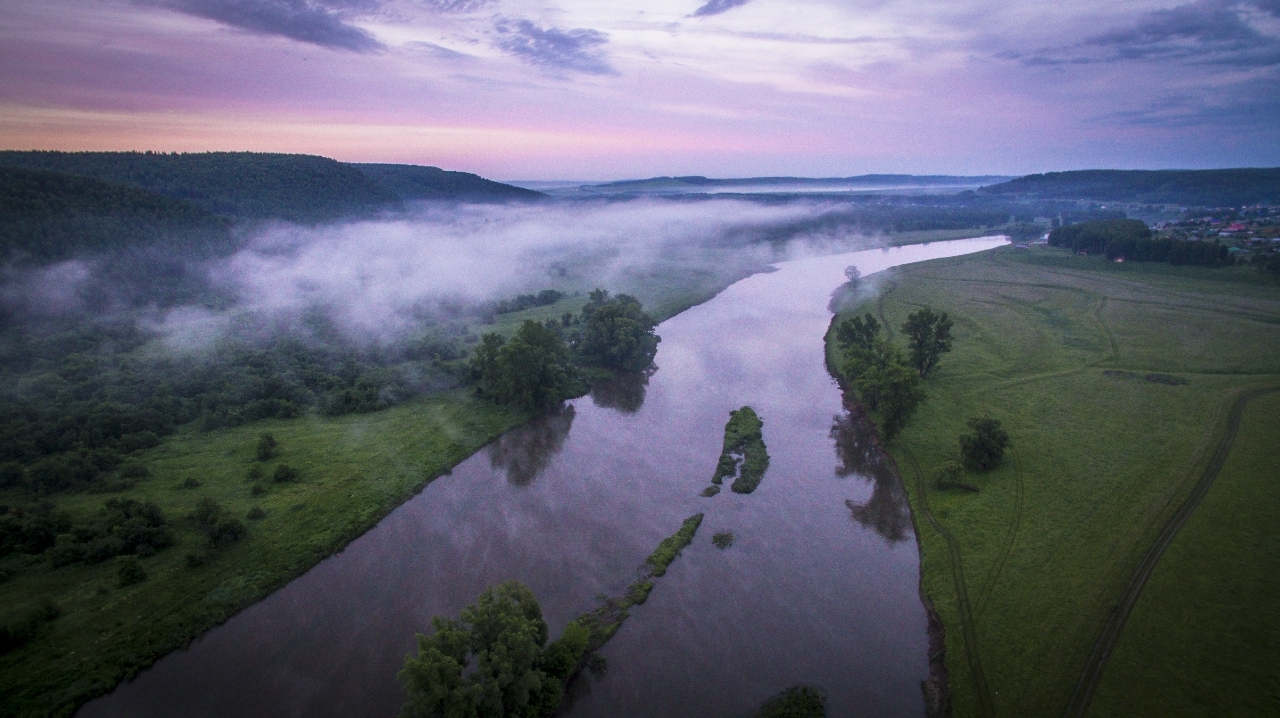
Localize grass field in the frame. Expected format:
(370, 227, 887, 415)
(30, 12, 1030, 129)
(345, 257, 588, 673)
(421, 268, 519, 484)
(1087, 390, 1280, 717)
(0, 391, 534, 716)
(829, 246, 1280, 717)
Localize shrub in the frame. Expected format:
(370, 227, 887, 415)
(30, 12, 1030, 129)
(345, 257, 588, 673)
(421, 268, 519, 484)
(959, 417, 1011, 471)
(255, 433, 278, 462)
(712, 531, 735, 549)
(246, 506, 265, 520)
(116, 556, 146, 587)
(755, 684, 827, 718)
(117, 463, 150, 480)
(246, 464, 263, 481)
(206, 518, 246, 548)
(250, 483, 267, 496)
(179, 477, 202, 489)
(272, 464, 298, 483)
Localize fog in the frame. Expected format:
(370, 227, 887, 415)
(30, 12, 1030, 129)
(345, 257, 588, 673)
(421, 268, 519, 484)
(164, 197, 880, 346)
(1, 196, 895, 359)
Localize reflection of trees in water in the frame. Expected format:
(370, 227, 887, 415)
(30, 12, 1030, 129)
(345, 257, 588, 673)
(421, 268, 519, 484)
(830, 411, 912, 545)
(589, 366, 654, 414)
(487, 403, 575, 486)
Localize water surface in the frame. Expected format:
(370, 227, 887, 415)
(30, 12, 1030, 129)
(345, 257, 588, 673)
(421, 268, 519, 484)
(81, 236, 1006, 718)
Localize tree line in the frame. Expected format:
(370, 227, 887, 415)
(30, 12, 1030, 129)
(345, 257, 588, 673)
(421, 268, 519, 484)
(1048, 219, 1230, 267)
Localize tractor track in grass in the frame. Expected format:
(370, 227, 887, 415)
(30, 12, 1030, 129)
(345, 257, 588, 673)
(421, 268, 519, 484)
(974, 445, 1024, 623)
(1061, 386, 1280, 718)
(904, 448, 996, 718)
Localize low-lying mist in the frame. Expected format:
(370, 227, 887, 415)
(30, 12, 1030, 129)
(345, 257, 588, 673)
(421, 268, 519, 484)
(133, 197, 882, 349)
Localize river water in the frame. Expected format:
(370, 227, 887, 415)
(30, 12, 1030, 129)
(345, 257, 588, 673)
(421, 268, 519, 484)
(80, 236, 1006, 718)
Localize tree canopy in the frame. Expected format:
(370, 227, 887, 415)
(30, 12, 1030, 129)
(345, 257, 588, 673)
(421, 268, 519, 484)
(399, 581, 558, 718)
(574, 290, 660, 372)
(834, 312, 925, 441)
(901, 307, 953, 378)
(959, 417, 1011, 471)
(470, 321, 579, 410)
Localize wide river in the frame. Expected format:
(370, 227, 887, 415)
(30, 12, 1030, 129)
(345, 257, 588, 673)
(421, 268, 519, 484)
(81, 236, 1006, 718)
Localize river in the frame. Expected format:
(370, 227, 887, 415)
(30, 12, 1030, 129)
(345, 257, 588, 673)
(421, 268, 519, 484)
(80, 236, 1007, 718)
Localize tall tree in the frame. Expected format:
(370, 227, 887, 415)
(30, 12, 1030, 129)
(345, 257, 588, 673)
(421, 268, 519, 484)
(469, 322, 578, 410)
(399, 581, 554, 718)
(575, 290, 660, 372)
(901, 307, 954, 378)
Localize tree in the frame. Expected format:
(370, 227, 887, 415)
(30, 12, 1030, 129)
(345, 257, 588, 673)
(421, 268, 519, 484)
(901, 307, 953, 378)
(840, 332, 926, 442)
(959, 417, 1010, 471)
(399, 581, 559, 718)
(850, 348, 925, 440)
(575, 290, 660, 372)
(469, 322, 578, 411)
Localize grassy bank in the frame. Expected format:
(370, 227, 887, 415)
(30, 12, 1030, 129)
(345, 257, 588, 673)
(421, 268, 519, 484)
(828, 246, 1280, 716)
(0, 391, 532, 717)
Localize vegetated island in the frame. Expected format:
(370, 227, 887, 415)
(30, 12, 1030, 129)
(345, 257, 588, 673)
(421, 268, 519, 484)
(398, 513, 704, 717)
(826, 242, 1280, 717)
(702, 406, 770, 496)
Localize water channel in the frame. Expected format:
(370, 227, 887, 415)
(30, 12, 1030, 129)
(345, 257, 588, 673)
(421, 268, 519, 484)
(81, 236, 1007, 718)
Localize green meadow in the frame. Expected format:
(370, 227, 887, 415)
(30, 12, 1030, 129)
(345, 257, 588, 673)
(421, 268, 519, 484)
(0, 391, 534, 716)
(830, 246, 1280, 716)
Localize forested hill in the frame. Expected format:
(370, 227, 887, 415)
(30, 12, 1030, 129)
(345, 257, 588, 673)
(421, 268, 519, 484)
(0, 151, 396, 222)
(353, 163, 543, 202)
(0, 166, 231, 263)
(0, 152, 543, 222)
(983, 168, 1280, 207)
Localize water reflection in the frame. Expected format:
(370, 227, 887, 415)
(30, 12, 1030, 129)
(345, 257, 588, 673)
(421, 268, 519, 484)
(487, 403, 576, 485)
(831, 410, 912, 545)
(589, 367, 654, 414)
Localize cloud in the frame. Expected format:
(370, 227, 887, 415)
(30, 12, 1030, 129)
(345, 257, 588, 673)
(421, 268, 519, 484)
(691, 0, 751, 18)
(422, 0, 492, 12)
(1006, 0, 1280, 67)
(493, 19, 615, 75)
(152, 0, 385, 52)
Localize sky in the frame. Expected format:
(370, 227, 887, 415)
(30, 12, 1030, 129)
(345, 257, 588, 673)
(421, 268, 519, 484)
(1, 0, 1277, 179)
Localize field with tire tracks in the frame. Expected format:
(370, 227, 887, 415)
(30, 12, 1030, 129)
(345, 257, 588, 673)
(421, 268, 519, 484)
(830, 245, 1280, 716)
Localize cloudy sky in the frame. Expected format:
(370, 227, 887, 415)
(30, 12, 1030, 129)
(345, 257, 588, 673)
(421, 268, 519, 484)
(1, 0, 1277, 179)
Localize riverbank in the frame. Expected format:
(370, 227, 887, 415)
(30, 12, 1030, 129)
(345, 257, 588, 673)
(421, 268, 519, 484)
(0, 391, 534, 716)
(827, 245, 1280, 715)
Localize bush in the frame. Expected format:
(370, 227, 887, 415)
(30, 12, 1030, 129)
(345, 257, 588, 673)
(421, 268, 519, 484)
(246, 464, 264, 481)
(712, 531, 735, 549)
(206, 518, 246, 548)
(250, 483, 268, 496)
(116, 556, 146, 587)
(246, 506, 265, 520)
(117, 463, 150, 480)
(959, 417, 1011, 471)
(255, 433, 278, 462)
(755, 685, 827, 718)
(272, 464, 298, 483)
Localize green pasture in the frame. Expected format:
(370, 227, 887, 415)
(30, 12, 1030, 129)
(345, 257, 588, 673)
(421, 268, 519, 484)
(830, 247, 1280, 716)
(1088, 390, 1280, 717)
(0, 391, 531, 717)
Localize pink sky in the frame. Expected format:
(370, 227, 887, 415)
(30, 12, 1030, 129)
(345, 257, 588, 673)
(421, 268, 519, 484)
(1, 0, 1277, 180)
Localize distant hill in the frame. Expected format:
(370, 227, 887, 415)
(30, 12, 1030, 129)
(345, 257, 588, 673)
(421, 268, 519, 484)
(0, 166, 231, 263)
(353, 163, 543, 202)
(0, 151, 398, 222)
(578, 174, 1013, 196)
(983, 169, 1280, 207)
(0, 152, 542, 223)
